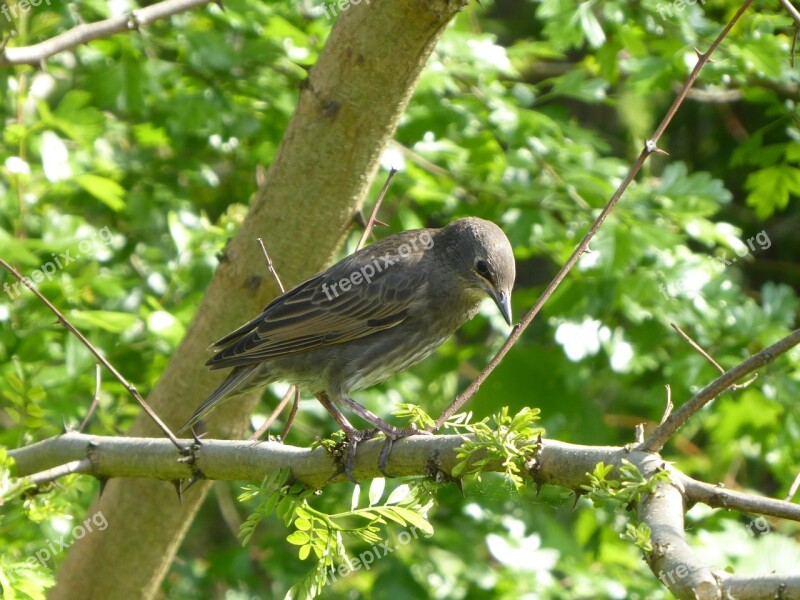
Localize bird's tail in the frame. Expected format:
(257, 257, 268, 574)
(178, 365, 259, 433)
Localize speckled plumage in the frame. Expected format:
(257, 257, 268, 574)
(180, 217, 515, 433)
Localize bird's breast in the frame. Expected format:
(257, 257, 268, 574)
(337, 304, 478, 392)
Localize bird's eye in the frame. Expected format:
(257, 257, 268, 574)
(475, 259, 490, 277)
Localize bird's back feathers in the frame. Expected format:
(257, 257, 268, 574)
(205, 231, 433, 370)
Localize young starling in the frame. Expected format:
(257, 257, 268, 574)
(180, 217, 515, 478)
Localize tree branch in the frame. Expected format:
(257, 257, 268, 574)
(780, 0, 800, 26)
(9, 432, 800, 599)
(641, 328, 800, 453)
(0, 0, 215, 67)
(10, 433, 800, 523)
(641, 477, 800, 599)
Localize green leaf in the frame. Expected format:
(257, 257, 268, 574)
(298, 544, 311, 560)
(294, 518, 312, 531)
(368, 478, 385, 507)
(745, 165, 800, 218)
(75, 174, 126, 212)
(385, 484, 411, 505)
(287, 531, 310, 546)
(68, 310, 138, 334)
(386, 507, 433, 535)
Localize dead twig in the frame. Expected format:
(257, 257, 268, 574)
(356, 168, 397, 251)
(77, 364, 102, 432)
(670, 322, 758, 390)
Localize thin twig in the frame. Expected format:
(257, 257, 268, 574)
(670, 322, 758, 390)
(660, 385, 673, 425)
(257, 238, 285, 293)
(356, 168, 397, 251)
(671, 322, 725, 372)
(77, 364, 102, 432)
(786, 471, 800, 502)
(780, 0, 800, 26)
(433, 0, 755, 429)
(281, 388, 300, 441)
(251, 238, 299, 437)
(634, 423, 645, 444)
(642, 329, 800, 453)
(388, 141, 450, 177)
(249, 387, 295, 442)
(26, 458, 93, 486)
(0, 258, 183, 449)
(538, 159, 591, 210)
(679, 471, 800, 521)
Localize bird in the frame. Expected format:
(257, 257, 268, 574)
(180, 217, 516, 479)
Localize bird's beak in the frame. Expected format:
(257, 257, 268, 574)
(490, 289, 512, 325)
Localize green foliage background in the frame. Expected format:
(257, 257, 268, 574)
(1, 0, 799, 598)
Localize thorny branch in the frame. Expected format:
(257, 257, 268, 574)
(8, 433, 800, 598)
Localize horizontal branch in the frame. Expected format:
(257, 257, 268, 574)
(679, 475, 800, 521)
(11, 432, 623, 489)
(9, 432, 800, 599)
(10, 432, 800, 523)
(0, 0, 214, 67)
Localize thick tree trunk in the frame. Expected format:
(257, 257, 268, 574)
(51, 1, 467, 598)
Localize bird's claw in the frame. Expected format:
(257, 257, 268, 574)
(340, 428, 379, 483)
(378, 426, 432, 478)
(328, 426, 431, 482)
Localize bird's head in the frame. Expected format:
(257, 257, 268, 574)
(441, 217, 516, 325)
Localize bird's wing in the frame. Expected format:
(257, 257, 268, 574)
(206, 246, 429, 369)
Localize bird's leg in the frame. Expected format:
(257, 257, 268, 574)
(338, 395, 431, 478)
(337, 395, 402, 437)
(315, 392, 378, 483)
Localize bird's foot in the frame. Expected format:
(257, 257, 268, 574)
(328, 428, 380, 484)
(378, 426, 432, 478)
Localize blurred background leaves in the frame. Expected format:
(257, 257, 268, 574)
(0, 0, 798, 598)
